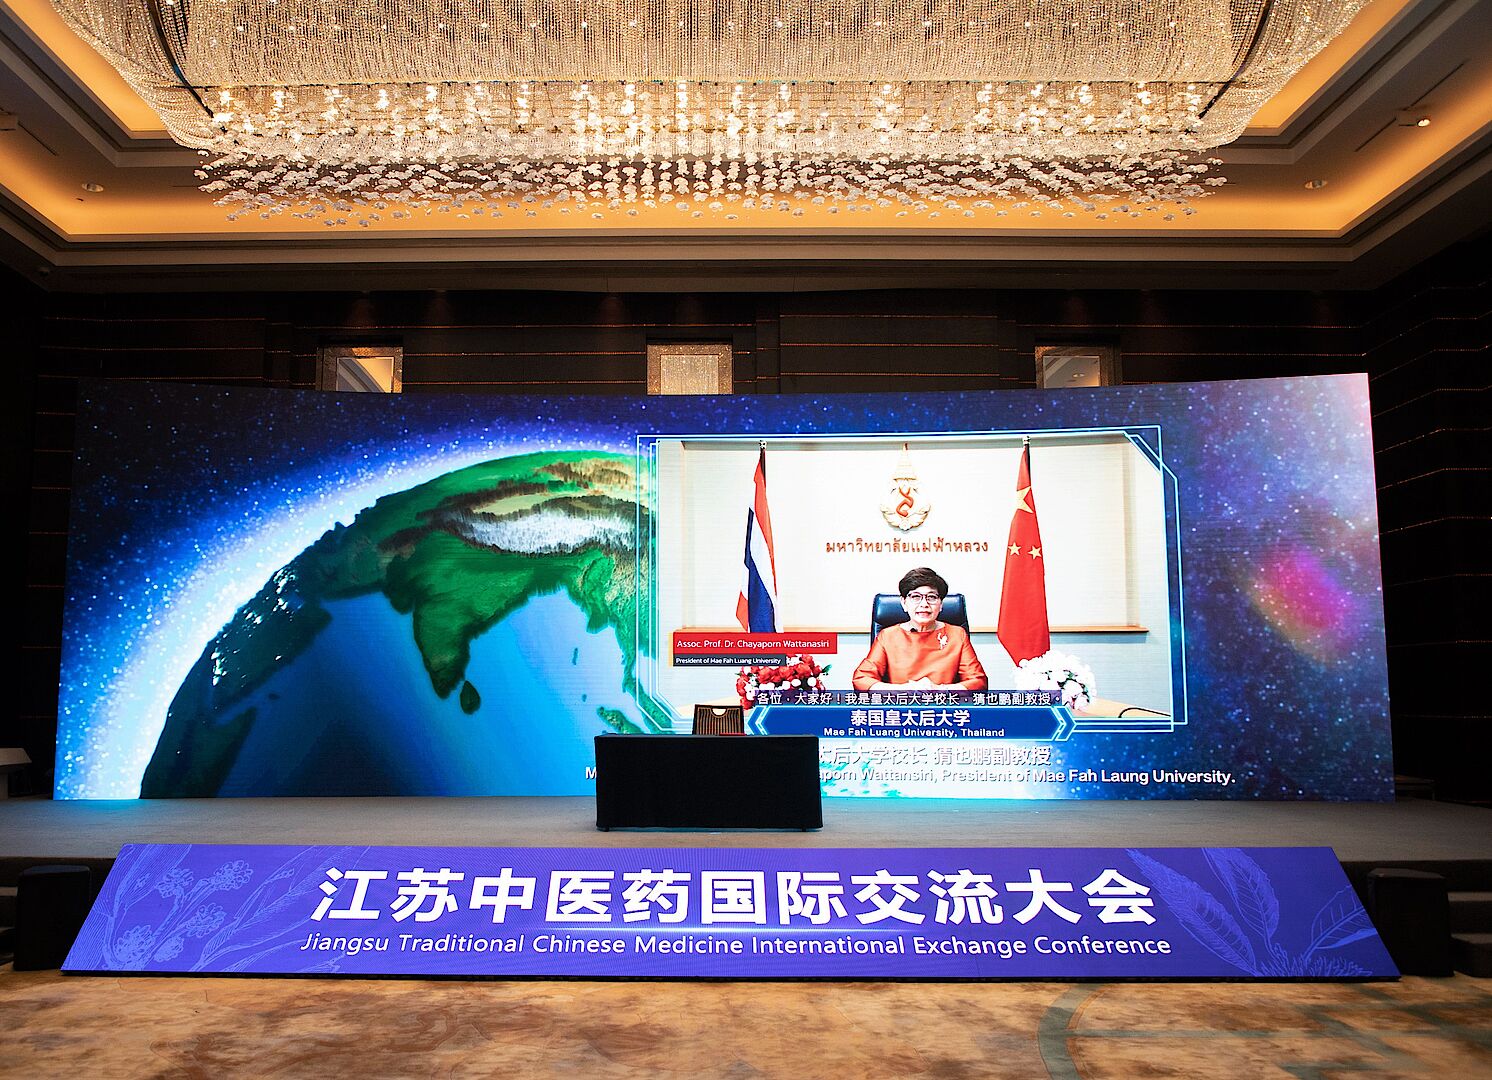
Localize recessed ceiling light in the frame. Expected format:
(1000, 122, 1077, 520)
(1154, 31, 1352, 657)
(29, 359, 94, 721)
(1415, 116, 1431, 127)
(1304, 178, 1328, 189)
(81, 181, 104, 192)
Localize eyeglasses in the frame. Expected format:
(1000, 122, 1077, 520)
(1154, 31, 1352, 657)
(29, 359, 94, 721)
(904, 591, 943, 606)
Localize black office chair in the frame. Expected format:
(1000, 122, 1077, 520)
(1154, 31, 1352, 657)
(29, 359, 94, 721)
(870, 593, 969, 643)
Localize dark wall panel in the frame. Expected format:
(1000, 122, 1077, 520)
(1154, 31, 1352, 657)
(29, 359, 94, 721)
(4, 266, 45, 794)
(1360, 249, 1491, 803)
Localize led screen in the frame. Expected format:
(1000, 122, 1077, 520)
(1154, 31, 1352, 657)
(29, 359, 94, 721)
(56, 375, 1390, 799)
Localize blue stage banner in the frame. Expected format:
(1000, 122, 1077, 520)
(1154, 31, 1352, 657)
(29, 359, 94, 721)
(64, 844, 1396, 980)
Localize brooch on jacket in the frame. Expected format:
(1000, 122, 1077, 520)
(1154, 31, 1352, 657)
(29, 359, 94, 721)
(937, 632, 949, 650)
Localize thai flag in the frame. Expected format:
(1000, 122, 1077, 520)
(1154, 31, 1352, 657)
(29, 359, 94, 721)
(736, 446, 780, 632)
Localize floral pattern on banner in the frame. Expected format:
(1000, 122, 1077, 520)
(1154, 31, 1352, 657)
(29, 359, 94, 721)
(66, 843, 371, 975)
(1127, 849, 1375, 977)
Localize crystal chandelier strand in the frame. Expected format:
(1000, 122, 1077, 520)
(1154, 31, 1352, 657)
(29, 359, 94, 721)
(201, 150, 1221, 226)
(54, 0, 1362, 104)
(49, 0, 1365, 225)
(203, 79, 1214, 161)
(149, 0, 1245, 84)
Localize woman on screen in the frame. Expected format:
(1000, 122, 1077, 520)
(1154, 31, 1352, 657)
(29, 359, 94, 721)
(852, 567, 989, 692)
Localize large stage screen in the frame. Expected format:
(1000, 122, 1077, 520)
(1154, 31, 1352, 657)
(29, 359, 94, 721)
(56, 375, 1391, 800)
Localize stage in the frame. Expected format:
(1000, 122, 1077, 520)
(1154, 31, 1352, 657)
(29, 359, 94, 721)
(3, 796, 1489, 870)
(5, 796, 1491, 1066)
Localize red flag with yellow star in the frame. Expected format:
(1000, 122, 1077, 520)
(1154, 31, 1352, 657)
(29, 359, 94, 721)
(998, 440, 1051, 665)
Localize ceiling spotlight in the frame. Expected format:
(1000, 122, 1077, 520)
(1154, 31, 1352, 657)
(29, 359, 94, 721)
(1304, 178, 1328, 189)
(1395, 109, 1432, 127)
(81, 181, 105, 192)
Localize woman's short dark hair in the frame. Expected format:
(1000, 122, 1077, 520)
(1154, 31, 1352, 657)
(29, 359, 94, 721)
(898, 567, 948, 598)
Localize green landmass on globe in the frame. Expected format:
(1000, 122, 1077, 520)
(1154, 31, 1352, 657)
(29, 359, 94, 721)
(141, 451, 665, 797)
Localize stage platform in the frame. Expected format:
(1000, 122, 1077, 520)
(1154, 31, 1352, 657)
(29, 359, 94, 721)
(2, 796, 1489, 866)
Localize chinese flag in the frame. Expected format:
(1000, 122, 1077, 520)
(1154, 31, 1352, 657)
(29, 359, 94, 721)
(997, 442, 1051, 665)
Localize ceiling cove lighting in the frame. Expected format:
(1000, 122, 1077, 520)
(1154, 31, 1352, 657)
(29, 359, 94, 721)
(52, 0, 1366, 226)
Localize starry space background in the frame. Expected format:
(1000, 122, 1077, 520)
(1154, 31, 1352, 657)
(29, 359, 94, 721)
(56, 374, 1391, 800)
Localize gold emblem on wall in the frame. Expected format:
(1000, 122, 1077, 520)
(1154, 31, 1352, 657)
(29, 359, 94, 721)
(880, 444, 931, 531)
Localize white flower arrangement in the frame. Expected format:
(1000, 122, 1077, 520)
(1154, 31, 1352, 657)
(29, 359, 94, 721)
(1014, 650, 1097, 711)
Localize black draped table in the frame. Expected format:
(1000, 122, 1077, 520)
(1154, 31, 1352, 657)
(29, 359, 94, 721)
(594, 734, 822, 830)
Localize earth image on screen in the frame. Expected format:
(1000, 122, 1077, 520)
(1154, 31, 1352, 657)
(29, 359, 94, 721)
(141, 451, 668, 797)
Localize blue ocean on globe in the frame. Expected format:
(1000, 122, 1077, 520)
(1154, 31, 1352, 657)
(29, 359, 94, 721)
(212, 591, 641, 796)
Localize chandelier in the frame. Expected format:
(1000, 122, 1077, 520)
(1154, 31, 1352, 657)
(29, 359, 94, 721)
(54, 0, 1365, 225)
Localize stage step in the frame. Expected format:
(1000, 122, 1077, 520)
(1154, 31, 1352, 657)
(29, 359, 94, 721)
(0, 857, 116, 889)
(1451, 933, 1492, 978)
(0, 883, 12, 961)
(1342, 860, 1492, 895)
(1449, 892, 1492, 933)
(1393, 774, 1436, 799)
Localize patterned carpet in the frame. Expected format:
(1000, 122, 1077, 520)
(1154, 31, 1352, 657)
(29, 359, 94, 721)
(3, 968, 1489, 1077)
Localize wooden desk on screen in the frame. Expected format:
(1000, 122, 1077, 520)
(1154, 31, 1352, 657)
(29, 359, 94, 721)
(594, 734, 822, 831)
